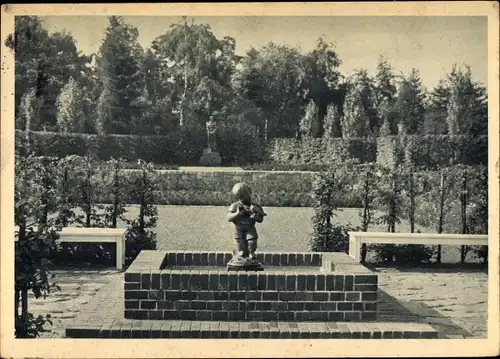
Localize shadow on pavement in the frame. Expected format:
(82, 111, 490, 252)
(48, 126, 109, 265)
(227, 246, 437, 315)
(364, 261, 487, 274)
(378, 288, 476, 338)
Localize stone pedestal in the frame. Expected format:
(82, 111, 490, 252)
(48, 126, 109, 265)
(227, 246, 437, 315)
(199, 148, 222, 166)
(226, 255, 264, 272)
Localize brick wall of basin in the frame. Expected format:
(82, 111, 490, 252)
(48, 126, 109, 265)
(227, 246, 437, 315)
(124, 251, 378, 322)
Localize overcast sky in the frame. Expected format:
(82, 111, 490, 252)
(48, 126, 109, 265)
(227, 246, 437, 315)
(40, 16, 488, 90)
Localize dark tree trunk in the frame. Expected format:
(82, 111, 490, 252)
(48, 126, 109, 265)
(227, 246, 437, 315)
(409, 170, 415, 233)
(85, 163, 92, 228)
(62, 168, 69, 227)
(361, 174, 370, 262)
(437, 171, 446, 263)
(139, 170, 146, 233)
(112, 165, 119, 228)
(460, 168, 468, 264)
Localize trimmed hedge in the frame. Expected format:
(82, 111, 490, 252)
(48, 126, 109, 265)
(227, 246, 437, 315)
(376, 135, 488, 169)
(16, 130, 182, 164)
(15, 128, 266, 166)
(268, 137, 377, 166)
(17, 130, 487, 170)
(267, 135, 487, 170)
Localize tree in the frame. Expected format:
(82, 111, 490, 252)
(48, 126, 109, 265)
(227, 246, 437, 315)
(151, 18, 238, 131)
(125, 160, 158, 263)
(40, 31, 88, 129)
(299, 100, 318, 138)
(341, 70, 376, 138)
(56, 77, 86, 132)
(374, 57, 398, 135)
(102, 158, 127, 228)
(424, 79, 450, 135)
(17, 88, 43, 132)
(72, 155, 105, 228)
(393, 69, 426, 135)
(96, 16, 145, 134)
(323, 103, 342, 138)
(6, 16, 49, 122)
(302, 37, 342, 137)
(373, 166, 403, 263)
(352, 163, 378, 262)
(6, 17, 89, 131)
(15, 155, 60, 337)
(446, 65, 487, 136)
(233, 43, 307, 139)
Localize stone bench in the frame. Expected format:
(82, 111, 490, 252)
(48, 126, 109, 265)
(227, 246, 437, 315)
(14, 226, 127, 270)
(348, 231, 488, 262)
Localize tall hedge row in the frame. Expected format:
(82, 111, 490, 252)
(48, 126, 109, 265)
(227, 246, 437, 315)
(16, 130, 487, 169)
(16, 128, 266, 166)
(269, 135, 487, 169)
(268, 137, 377, 165)
(376, 135, 488, 169)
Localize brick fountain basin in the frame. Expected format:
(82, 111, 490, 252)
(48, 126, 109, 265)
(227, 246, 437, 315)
(64, 250, 439, 339)
(124, 251, 379, 322)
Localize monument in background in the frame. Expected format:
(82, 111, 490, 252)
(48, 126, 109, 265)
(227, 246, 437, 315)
(199, 115, 222, 166)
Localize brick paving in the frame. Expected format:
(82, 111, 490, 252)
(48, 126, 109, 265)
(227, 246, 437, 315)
(63, 274, 441, 339)
(65, 276, 439, 339)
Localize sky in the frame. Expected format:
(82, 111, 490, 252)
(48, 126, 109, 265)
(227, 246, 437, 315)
(40, 16, 488, 90)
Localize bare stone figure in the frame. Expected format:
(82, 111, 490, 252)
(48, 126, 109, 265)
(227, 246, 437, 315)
(227, 183, 266, 269)
(206, 116, 217, 152)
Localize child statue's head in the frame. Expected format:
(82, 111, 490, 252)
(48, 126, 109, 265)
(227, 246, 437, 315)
(232, 182, 252, 204)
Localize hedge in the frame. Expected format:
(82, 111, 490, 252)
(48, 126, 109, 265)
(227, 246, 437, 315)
(267, 135, 487, 170)
(376, 135, 488, 169)
(267, 137, 377, 165)
(15, 128, 266, 166)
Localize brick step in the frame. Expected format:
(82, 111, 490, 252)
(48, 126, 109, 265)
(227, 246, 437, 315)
(66, 320, 439, 339)
(125, 288, 378, 322)
(126, 269, 378, 293)
(162, 251, 323, 267)
(125, 307, 377, 322)
(133, 299, 378, 312)
(125, 290, 378, 302)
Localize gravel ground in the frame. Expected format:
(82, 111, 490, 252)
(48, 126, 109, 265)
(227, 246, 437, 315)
(112, 205, 474, 262)
(118, 205, 434, 252)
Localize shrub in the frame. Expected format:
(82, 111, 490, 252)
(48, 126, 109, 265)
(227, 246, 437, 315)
(310, 168, 356, 253)
(370, 165, 434, 264)
(52, 155, 114, 267)
(392, 244, 435, 265)
(15, 154, 60, 337)
(124, 160, 158, 264)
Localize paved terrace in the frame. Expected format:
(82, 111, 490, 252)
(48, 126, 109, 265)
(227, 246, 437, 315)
(34, 265, 487, 339)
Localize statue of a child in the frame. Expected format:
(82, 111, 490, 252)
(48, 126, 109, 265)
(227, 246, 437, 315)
(228, 182, 266, 263)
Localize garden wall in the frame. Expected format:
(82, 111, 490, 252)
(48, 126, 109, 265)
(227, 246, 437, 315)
(122, 169, 317, 207)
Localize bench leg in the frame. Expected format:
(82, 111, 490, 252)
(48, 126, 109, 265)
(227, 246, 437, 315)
(116, 237, 123, 270)
(348, 236, 361, 262)
(122, 236, 126, 269)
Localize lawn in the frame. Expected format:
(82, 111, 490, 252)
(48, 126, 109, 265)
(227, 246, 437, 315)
(109, 205, 479, 263)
